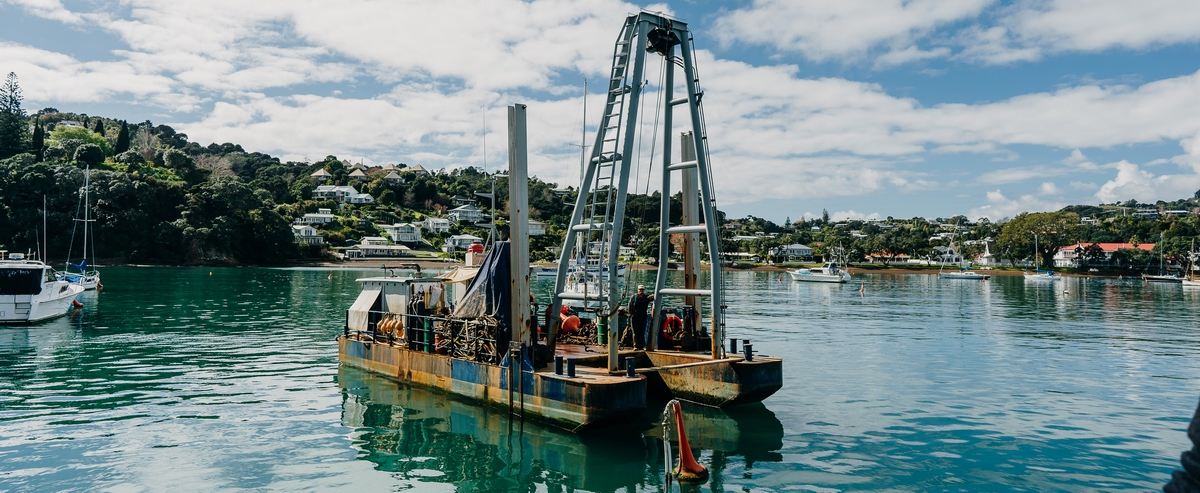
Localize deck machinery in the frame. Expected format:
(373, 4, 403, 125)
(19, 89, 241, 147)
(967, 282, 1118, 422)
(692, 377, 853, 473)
(546, 11, 782, 404)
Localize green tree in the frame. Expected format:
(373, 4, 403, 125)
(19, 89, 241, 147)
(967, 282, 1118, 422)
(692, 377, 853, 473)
(0, 72, 29, 159)
(31, 120, 44, 161)
(92, 118, 105, 135)
(49, 126, 112, 156)
(114, 121, 130, 154)
(998, 212, 1079, 269)
(74, 143, 104, 165)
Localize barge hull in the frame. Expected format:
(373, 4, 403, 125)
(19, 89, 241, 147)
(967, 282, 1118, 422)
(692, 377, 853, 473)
(338, 336, 645, 431)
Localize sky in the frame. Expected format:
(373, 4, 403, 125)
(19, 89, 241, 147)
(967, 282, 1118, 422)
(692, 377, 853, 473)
(3, 0, 1200, 223)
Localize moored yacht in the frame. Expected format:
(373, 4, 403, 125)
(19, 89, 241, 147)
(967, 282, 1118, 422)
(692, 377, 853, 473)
(0, 252, 84, 324)
(789, 261, 852, 283)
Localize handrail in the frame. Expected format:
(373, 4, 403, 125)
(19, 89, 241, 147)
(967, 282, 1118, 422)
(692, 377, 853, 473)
(343, 309, 504, 363)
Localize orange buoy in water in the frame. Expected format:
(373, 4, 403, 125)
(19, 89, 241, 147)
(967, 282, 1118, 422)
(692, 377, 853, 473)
(72, 299, 83, 308)
(670, 400, 709, 483)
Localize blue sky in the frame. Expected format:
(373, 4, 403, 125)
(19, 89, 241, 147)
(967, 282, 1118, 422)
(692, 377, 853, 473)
(3, 0, 1200, 223)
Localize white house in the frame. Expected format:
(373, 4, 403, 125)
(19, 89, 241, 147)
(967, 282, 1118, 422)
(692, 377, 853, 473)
(310, 168, 332, 182)
(291, 225, 325, 245)
(451, 194, 476, 206)
(313, 185, 374, 204)
(348, 169, 368, 181)
(771, 243, 813, 261)
(447, 234, 484, 249)
(448, 204, 485, 223)
(422, 217, 451, 234)
(528, 219, 547, 236)
(384, 171, 404, 184)
(406, 164, 430, 176)
(380, 223, 422, 244)
(295, 208, 336, 225)
(354, 237, 411, 257)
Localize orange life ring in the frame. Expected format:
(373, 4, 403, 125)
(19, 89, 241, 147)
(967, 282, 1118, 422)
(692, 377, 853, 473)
(661, 314, 682, 341)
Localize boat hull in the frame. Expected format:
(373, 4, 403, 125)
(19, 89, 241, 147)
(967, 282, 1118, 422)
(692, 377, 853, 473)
(940, 272, 989, 280)
(1143, 275, 1183, 283)
(638, 352, 783, 407)
(338, 336, 646, 431)
(0, 284, 84, 324)
(789, 272, 849, 283)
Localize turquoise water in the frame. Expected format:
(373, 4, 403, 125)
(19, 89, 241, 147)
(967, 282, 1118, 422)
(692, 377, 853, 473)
(1, 267, 1198, 491)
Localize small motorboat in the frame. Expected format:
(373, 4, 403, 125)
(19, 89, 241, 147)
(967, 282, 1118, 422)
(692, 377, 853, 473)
(789, 262, 851, 283)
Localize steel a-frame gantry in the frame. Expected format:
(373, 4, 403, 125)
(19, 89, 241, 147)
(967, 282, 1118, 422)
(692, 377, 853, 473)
(547, 11, 724, 371)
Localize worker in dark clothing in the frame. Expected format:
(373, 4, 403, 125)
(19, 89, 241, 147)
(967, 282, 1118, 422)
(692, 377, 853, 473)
(1166, 397, 1200, 492)
(628, 285, 654, 350)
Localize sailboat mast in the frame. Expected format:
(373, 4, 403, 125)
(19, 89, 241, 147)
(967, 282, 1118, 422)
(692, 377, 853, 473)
(82, 165, 89, 267)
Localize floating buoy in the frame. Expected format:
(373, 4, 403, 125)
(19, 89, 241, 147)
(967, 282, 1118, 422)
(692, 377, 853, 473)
(666, 400, 708, 484)
(328, 271, 333, 280)
(72, 299, 83, 308)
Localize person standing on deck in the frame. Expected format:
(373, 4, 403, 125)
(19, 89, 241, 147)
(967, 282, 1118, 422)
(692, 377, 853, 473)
(628, 285, 654, 350)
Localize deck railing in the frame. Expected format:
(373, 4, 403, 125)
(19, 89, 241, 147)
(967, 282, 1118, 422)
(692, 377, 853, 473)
(344, 310, 502, 364)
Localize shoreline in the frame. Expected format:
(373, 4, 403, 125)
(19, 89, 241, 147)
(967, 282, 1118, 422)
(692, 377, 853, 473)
(94, 258, 1141, 279)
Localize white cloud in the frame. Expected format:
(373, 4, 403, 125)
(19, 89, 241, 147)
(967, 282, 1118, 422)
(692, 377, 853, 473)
(968, 189, 1067, 221)
(712, 0, 990, 62)
(716, 0, 1200, 66)
(1095, 160, 1200, 204)
(9, 0, 1200, 215)
(976, 165, 1062, 185)
(830, 210, 882, 221)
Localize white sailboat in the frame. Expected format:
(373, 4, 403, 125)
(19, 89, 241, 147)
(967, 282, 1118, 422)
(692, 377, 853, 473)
(938, 243, 989, 280)
(1183, 240, 1200, 287)
(59, 165, 101, 290)
(1024, 234, 1060, 281)
(1143, 236, 1183, 283)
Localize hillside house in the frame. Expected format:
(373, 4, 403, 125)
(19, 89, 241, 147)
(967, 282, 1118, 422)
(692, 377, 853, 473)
(380, 223, 422, 244)
(312, 185, 374, 204)
(446, 234, 484, 249)
(448, 204, 485, 223)
(770, 243, 813, 261)
(351, 237, 411, 257)
(291, 225, 325, 245)
(384, 171, 404, 184)
(295, 208, 336, 225)
(310, 169, 332, 182)
(422, 217, 451, 234)
(1054, 242, 1156, 268)
(528, 219, 547, 236)
(405, 164, 430, 176)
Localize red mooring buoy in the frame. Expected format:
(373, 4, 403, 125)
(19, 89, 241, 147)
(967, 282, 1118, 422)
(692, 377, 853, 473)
(72, 299, 83, 308)
(670, 400, 709, 483)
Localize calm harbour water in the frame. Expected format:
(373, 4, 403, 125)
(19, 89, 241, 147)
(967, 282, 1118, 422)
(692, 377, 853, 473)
(1, 266, 1199, 492)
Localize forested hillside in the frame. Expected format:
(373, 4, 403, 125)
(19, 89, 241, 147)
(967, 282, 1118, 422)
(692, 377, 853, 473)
(2, 71, 1199, 270)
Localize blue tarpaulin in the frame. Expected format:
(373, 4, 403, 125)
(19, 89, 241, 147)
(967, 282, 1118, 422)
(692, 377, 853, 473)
(68, 259, 87, 271)
(452, 241, 512, 352)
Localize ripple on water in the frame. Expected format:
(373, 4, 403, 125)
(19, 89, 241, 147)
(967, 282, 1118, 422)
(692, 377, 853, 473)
(0, 268, 1197, 491)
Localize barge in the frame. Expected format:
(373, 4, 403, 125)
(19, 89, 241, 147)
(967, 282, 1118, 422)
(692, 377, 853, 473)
(338, 11, 781, 432)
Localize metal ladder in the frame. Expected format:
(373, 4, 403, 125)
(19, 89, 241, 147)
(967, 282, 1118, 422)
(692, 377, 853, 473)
(548, 12, 724, 367)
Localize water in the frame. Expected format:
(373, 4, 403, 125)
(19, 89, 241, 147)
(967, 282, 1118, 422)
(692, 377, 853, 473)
(2, 267, 1198, 492)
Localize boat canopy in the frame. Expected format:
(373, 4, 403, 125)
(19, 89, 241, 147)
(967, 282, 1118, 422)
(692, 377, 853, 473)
(348, 287, 381, 332)
(440, 266, 479, 284)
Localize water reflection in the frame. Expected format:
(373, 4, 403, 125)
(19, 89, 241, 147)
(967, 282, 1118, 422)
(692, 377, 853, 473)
(337, 366, 784, 492)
